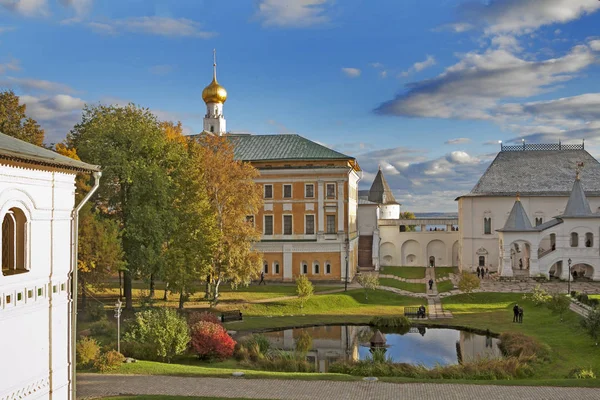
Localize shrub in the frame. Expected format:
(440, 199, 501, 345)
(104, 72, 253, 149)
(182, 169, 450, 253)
(295, 275, 313, 308)
(85, 302, 107, 322)
(568, 368, 596, 379)
(577, 293, 589, 304)
(89, 319, 116, 339)
(370, 316, 410, 329)
(190, 321, 236, 360)
(93, 350, 124, 372)
(295, 331, 313, 354)
(526, 285, 551, 306)
(233, 344, 250, 362)
(76, 337, 101, 368)
(581, 308, 600, 345)
(498, 332, 551, 361)
(123, 308, 190, 362)
(188, 311, 221, 327)
(590, 298, 599, 308)
(547, 293, 571, 321)
(570, 291, 579, 298)
(458, 273, 480, 296)
(357, 273, 379, 300)
(244, 350, 314, 372)
(243, 334, 271, 355)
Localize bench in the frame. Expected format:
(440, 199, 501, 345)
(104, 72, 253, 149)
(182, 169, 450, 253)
(221, 310, 243, 323)
(404, 306, 428, 319)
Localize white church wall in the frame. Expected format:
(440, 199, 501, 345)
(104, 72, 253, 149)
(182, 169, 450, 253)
(357, 205, 378, 236)
(0, 165, 77, 400)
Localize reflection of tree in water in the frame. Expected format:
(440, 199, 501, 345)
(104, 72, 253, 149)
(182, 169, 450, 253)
(357, 326, 374, 345)
(456, 341, 462, 364)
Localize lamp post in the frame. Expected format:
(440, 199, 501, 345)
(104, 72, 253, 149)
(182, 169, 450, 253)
(114, 299, 122, 353)
(567, 258, 572, 295)
(344, 237, 349, 292)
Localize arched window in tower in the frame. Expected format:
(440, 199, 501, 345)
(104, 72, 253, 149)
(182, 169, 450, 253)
(483, 217, 491, 235)
(571, 232, 579, 247)
(2, 208, 28, 276)
(210, 125, 214, 133)
(585, 232, 593, 248)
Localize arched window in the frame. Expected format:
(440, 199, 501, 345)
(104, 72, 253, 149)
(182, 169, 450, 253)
(274, 262, 280, 274)
(535, 217, 543, 226)
(325, 262, 331, 274)
(571, 232, 579, 247)
(585, 233, 593, 248)
(313, 262, 320, 274)
(210, 125, 215, 133)
(484, 217, 491, 235)
(301, 262, 308, 275)
(2, 208, 28, 276)
(263, 261, 268, 274)
(478, 256, 485, 267)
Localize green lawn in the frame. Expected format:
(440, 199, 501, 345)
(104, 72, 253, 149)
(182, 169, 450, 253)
(379, 266, 426, 279)
(379, 278, 426, 293)
(440, 293, 600, 379)
(434, 267, 457, 279)
(100, 397, 270, 400)
(436, 280, 455, 293)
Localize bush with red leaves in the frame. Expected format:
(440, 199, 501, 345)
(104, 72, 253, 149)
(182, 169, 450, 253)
(190, 321, 236, 360)
(187, 311, 221, 327)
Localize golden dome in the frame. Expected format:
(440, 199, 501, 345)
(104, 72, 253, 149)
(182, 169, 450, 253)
(202, 77, 227, 104)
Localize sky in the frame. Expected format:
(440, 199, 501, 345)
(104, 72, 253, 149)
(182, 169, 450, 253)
(1, 0, 600, 212)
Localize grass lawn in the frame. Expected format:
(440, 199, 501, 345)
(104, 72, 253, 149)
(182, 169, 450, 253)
(439, 293, 600, 380)
(589, 294, 600, 300)
(434, 267, 457, 279)
(379, 278, 426, 293)
(379, 266, 425, 279)
(436, 280, 455, 293)
(100, 397, 269, 400)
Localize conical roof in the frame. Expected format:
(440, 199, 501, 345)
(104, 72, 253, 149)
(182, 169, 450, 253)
(498, 196, 534, 232)
(560, 176, 594, 218)
(368, 167, 398, 205)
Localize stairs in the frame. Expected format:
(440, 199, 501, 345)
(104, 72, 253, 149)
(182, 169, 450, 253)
(358, 235, 373, 270)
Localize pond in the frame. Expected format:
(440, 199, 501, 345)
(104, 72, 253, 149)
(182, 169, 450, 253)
(260, 325, 501, 372)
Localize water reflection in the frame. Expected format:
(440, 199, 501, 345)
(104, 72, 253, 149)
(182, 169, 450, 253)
(260, 325, 501, 372)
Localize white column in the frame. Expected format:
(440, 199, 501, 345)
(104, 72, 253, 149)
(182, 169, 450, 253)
(283, 244, 293, 281)
(317, 181, 324, 234)
(337, 181, 344, 232)
(340, 244, 346, 281)
(529, 245, 540, 276)
(283, 329, 294, 349)
(500, 245, 513, 276)
(372, 229, 380, 270)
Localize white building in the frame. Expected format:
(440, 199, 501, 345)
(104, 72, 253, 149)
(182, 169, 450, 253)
(0, 132, 100, 400)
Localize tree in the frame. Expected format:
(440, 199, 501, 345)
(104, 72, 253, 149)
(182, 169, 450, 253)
(548, 293, 571, 322)
(400, 211, 417, 232)
(296, 275, 314, 308)
(163, 139, 217, 309)
(356, 273, 379, 300)
(581, 308, 600, 346)
(0, 90, 45, 146)
(458, 273, 480, 296)
(68, 104, 181, 309)
(194, 134, 263, 303)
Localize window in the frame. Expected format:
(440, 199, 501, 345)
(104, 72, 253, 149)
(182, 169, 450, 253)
(283, 184, 292, 198)
(210, 125, 214, 133)
(585, 232, 593, 248)
(314, 262, 320, 274)
(264, 184, 273, 199)
(2, 208, 28, 276)
(246, 215, 255, 226)
(326, 183, 336, 199)
(37, 288, 42, 297)
(483, 217, 491, 235)
(263, 261, 268, 274)
(302, 262, 308, 274)
(274, 262, 280, 274)
(305, 184, 314, 198)
(283, 215, 293, 235)
(326, 215, 336, 234)
(479, 256, 485, 267)
(264, 215, 273, 235)
(305, 215, 315, 235)
(535, 217, 543, 226)
(325, 263, 331, 274)
(571, 232, 579, 247)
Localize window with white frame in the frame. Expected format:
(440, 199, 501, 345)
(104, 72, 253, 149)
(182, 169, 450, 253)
(283, 215, 293, 235)
(535, 217, 543, 226)
(264, 184, 273, 199)
(313, 262, 320, 274)
(325, 262, 331, 274)
(302, 262, 308, 274)
(305, 215, 315, 235)
(283, 184, 292, 198)
(483, 217, 492, 235)
(326, 183, 336, 199)
(264, 215, 273, 235)
(2, 208, 28, 276)
(571, 232, 579, 247)
(326, 215, 336, 234)
(274, 262, 280, 274)
(263, 261, 268, 274)
(305, 184, 314, 198)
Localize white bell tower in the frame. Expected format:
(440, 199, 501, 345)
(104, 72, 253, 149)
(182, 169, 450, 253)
(202, 49, 227, 135)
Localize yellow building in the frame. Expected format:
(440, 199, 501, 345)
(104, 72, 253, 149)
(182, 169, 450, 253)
(198, 52, 361, 282)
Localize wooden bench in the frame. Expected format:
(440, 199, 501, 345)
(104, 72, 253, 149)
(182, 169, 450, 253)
(404, 306, 428, 319)
(221, 310, 243, 323)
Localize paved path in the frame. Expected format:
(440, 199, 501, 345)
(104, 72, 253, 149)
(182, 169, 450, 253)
(77, 374, 600, 400)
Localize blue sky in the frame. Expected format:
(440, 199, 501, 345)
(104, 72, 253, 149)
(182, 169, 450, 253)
(1, 0, 600, 211)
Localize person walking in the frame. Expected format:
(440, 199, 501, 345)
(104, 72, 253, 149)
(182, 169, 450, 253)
(485, 267, 489, 278)
(513, 304, 519, 322)
(518, 307, 524, 323)
(428, 279, 434, 291)
(476, 266, 481, 278)
(259, 271, 266, 285)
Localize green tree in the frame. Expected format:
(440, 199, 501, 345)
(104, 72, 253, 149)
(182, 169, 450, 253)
(295, 330, 313, 354)
(68, 104, 181, 309)
(357, 273, 379, 300)
(548, 293, 571, 322)
(296, 275, 314, 308)
(194, 134, 263, 303)
(400, 211, 417, 232)
(581, 308, 600, 346)
(0, 90, 45, 146)
(458, 273, 480, 297)
(164, 139, 217, 309)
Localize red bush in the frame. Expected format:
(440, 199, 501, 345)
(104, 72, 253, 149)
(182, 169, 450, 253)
(188, 311, 221, 327)
(190, 321, 236, 360)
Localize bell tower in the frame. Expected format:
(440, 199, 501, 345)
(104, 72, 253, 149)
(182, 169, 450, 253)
(202, 49, 227, 135)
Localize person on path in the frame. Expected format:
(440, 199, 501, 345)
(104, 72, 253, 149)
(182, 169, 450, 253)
(476, 266, 481, 278)
(513, 304, 519, 322)
(518, 307, 524, 323)
(485, 267, 489, 278)
(259, 271, 266, 285)
(428, 278, 434, 290)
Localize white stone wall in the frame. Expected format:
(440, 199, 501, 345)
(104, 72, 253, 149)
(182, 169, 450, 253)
(380, 203, 400, 220)
(0, 164, 77, 400)
(357, 205, 378, 236)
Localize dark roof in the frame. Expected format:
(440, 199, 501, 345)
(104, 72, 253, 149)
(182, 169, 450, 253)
(497, 199, 535, 232)
(226, 134, 353, 162)
(460, 149, 600, 198)
(368, 168, 398, 205)
(0, 132, 100, 172)
(532, 219, 563, 231)
(560, 177, 593, 217)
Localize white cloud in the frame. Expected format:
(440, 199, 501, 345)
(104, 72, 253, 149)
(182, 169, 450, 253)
(256, 0, 331, 28)
(87, 17, 215, 38)
(148, 64, 174, 75)
(459, 0, 600, 35)
(590, 40, 600, 51)
(341, 67, 361, 78)
(0, 57, 20, 74)
(19, 94, 85, 143)
(434, 23, 473, 33)
(0, 76, 75, 93)
(0, 26, 16, 33)
(58, 0, 92, 20)
(400, 55, 436, 77)
(445, 138, 471, 145)
(0, 0, 49, 17)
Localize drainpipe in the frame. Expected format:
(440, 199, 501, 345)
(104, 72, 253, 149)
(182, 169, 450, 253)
(71, 171, 101, 400)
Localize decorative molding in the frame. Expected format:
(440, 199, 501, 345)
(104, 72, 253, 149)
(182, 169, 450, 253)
(476, 247, 488, 255)
(0, 376, 49, 400)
